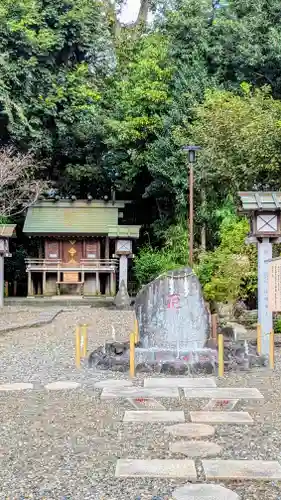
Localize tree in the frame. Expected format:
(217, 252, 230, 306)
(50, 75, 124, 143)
(0, 147, 48, 217)
(0, 0, 113, 194)
(188, 85, 281, 198)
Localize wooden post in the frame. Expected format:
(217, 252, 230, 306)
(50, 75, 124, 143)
(257, 323, 262, 355)
(134, 318, 139, 344)
(110, 272, 116, 296)
(75, 326, 81, 369)
(42, 271, 47, 296)
(27, 271, 33, 296)
(218, 333, 224, 377)
(81, 324, 88, 357)
(105, 236, 110, 259)
(189, 163, 194, 266)
(96, 272, 100, 294)
(269, 329, 274, 369)
(211, 313, 217, 341)
(129, 332, 135, 378)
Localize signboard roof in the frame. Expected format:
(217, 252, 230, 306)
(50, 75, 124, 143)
(238, 192, 281, 212)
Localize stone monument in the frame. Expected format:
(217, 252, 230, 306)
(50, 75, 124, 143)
(135, 267, 210, 351)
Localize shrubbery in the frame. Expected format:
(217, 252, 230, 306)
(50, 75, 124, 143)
(134, 207, 258, 305)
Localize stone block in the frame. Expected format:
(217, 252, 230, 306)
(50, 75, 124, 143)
(172, 484, 240, 500)
(45, 381, 81, 390)
(127, 397, 165, 410)
(170, 440, 222, 457)
(94, 379, 133, 389)
(183, 387, 263, 399)
(135, 267, 210, 350)
(190, 411, 253, 424)
(203, 459, 281, 480)
(165, 423, 215, 439)
(100, 386, 179, 399)
(115, 459, 197, 478)
(144, 377, 216, 388)
(0, 383, 33, 391)
(123, 410, 185, 422)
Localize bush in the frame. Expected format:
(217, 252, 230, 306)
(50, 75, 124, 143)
(195, 213, 257, 303)
(134, 222, 188, 286)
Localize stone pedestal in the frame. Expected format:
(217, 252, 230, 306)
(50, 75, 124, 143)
(119, 255, 128, 288)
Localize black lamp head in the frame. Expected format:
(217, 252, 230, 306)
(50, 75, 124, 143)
(182, 145, 202, 163)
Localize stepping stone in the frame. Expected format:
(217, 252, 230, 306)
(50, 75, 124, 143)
(127, 397, 165, 410)
(165, 423, 215, 439)
(123, 410, 185, 422)
(100, 387, 179, 399)
(203, 459, 281, 480)
(115, 459, 196, 478)
(94, 379, 133, 389)
(183, 388, 263, 399)
(144, 377, 216, 388)
(170, 440, 222, 457)
(44, 381, 81, 390)
(190, 411, 253, 424)
(203, 399, 238, 411)
(172, 484, 240, 499)
(0, 383, 33, 391)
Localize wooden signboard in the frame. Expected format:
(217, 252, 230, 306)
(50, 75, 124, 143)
(268, 259, 281, 312)
(86, 241, 97, 259)
(63, 272, 79, 283)
(45, 241, 59, 259)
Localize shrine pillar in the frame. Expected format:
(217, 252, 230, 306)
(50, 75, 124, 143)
(239, 191, 281, 357)
(27, 271, 34, 296)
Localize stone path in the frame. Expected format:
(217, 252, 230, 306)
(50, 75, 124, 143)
(1, 370, 280, 498)
(115, 459, 197, 479)
(190, 411, 254, 424)
(169, 440, 222, 457)
(123, 410, 185, 422)
(144, 377, 217, 388)
(172, 484, 240, 500)
(100, 386, 180, 399)
(103, 376, 280, 497)
(202, 459, 281, 480)
(165, 423, 215, 439)
(183, 387, 264, 399)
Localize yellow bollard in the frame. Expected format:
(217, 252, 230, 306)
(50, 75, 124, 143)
(130, 332, 135, 378)
(218, 333, 224, 377)
(269, 329, 275, 369)
(81, 324, 88, 357)
(134, 318, 139, 344)
(257, 323, 262, 355)
(75, 326, 81, 369)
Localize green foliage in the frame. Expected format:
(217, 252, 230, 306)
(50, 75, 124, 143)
(274, 317, 281, 334)
(195, 209, 257, 303)
(134, 222, 188, 286)
(189, 86, 281, 197)
(134, 246, 177, 286)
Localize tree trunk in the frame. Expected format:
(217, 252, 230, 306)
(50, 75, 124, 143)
(136, 0, 151, 25)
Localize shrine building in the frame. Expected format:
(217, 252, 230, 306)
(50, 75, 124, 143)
(23, 199, 140, 297)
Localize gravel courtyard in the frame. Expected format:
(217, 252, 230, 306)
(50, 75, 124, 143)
(0, 306, 281, 499)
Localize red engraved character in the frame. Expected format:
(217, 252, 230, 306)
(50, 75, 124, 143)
(167, 294, 180, 309)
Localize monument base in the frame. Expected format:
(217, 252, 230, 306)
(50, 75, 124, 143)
(88, 340, 267, 374)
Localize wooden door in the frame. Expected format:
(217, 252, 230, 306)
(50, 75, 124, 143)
(62, 240, 83, 265)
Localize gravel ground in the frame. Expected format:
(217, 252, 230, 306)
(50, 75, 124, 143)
(0, 306, 41, 327)
(0, 306, 281, 499)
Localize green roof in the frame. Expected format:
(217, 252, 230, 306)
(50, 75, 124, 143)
(23, 200, 140, 237)
(108, 225, 141, 238)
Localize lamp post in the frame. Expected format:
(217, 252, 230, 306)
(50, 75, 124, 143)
(182, 145, 202, 267)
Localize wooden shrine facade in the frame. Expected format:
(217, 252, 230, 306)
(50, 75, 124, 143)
(23, 199, 140, 297)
